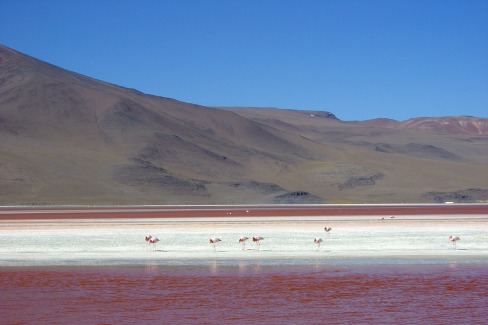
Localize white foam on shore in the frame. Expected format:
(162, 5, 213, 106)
(1, 215, 487, 266)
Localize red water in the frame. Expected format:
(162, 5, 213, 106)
(2, 263, 487, 324)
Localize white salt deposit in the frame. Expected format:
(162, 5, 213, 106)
(1, 215, 487, 266)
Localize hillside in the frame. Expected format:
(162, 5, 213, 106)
(1, 44, 487, 204)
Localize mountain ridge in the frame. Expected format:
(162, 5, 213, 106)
(1, 44, 487, 204)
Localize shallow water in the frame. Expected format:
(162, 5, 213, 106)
(1, 262, 487, 324)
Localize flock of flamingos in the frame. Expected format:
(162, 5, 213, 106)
(144, 226, 461, 251)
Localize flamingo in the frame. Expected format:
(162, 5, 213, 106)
(209, 237, 221, 251)
(252, 236, 264, 250)
(238, 236, 249, 250)
(314, 237, 323, 251)
(449, 235, 460, 248)
(148, 237, 160, 250)
(145, 235, 153, 250)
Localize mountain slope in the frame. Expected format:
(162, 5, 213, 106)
(0, 44, 330, 204)
(1, 44, 488, 204)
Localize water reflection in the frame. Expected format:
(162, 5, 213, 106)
(144, 261, 159, 272)
(209, 260, 218, 275)
(238, 260, 248, 274)
(448, 259, 459, 270)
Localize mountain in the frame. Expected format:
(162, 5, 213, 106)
(362, 116, 488, 135)
(1, 44, 487, 204)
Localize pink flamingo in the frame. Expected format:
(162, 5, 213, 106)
(145, 235, 153, 250)
(148, 236, 160, 250)
(252, 236, 264, 250)
(209, 237, 221, 251)
(238, 236, 249, 250)
(314, 237, 323, 251)
(449, 235, 460, 248)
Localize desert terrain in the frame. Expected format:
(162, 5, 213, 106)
(1, 44, 487, 205)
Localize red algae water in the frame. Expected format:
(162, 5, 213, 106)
(2, 262, 487, 324)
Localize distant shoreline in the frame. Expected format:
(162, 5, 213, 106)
(1, 203, 487, 220)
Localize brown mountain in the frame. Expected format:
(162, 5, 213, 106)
(1, 44, 487, 204)
(362, 116, 488, 135)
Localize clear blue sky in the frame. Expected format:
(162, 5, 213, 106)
(1, 0, 487, 121)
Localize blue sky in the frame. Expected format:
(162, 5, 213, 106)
(1, 0, 487, 121)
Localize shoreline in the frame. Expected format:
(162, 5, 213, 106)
(1, 214, 487, 231)
(2, 212, 486, 225)
(1, 203, 487, 220)
(2, 256, 488, 269)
